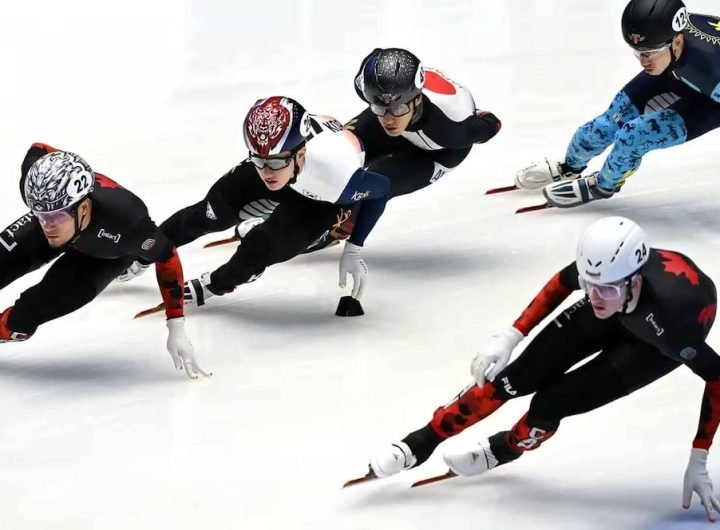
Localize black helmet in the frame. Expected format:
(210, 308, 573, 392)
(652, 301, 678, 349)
(354, 48, 425, 107)
(621, 0, 688, 48)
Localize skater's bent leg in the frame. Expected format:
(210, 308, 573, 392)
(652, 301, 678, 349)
(494, 340, 681, 460)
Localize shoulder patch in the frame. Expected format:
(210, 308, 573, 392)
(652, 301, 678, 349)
(679, 346, 697, 361)
(424, 70, 456, 95)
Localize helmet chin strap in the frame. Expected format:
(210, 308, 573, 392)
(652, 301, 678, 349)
(288, 143, 306, 185)
(70, 202, 88, 243)
(621, 278, 634, 314)
(409, 97, 424, 126)
(621, 273, 643, 314)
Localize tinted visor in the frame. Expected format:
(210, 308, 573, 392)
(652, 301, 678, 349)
(370, 101, 413, 117)
(248, 154, 294, 170)
(34, 205, 77, 225)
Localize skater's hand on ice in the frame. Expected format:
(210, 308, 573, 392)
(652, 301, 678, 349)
(339, 242, 367, 299)
(471, 326, 523, 387)
(166, 317, 212, 380)
(683, 448, 720, 522)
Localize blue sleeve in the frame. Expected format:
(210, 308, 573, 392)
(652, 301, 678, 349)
(337, 168, 391, 204)
(337, 169, 391, 246)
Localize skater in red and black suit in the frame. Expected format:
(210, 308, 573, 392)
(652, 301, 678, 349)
(0, 143, 209, 379)
(358, 216, 720, 522)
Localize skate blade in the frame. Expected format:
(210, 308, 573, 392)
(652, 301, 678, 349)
(342, 471, 378, 488)
(485, 184, 518, 195)
(133, 302, 166, 319)
(515, 202, 553, 214)
(203, 236, 240, 249)
(410, 470, 457, 488)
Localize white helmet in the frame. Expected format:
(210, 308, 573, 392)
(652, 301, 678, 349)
(24, 151, 95, 213)
(576, 216, 649, 283)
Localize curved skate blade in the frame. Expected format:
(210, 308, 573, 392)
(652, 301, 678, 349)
(410, 470, 457, 488)
(134, 302, 166, 319)
(203, 235, 240, 249)
(343, 468, 378, 488)
(515, 202, 553, 214)
(485, 185, 518, 195)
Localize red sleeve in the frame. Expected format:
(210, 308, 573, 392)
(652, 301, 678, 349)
(155, 248, 184, 319)
(693, 380, 720, 450)
(512, 270, 575, 336)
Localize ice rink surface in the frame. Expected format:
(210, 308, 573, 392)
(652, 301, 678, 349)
(1, 0, 720, 528)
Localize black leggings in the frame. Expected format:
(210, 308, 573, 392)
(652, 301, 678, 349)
(0, 212, 132, 335)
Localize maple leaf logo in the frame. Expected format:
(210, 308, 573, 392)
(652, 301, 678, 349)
(94, 173, 122, 189)
(698, 303, 717, 327)
(657, 250, 700, 286)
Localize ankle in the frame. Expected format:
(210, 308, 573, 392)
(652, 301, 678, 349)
(488, 432, 523, 465)
(402, 424, 445, 466)
(560, 162, 585, 177)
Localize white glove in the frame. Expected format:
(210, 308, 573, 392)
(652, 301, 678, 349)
(116, 261, 151, 283)
(166, 317, 211, 379)
(339, 241, 367, 299)
(683, 448, 720, 522)
(470, 326, 524, 387)
(183, 272, 217, 307)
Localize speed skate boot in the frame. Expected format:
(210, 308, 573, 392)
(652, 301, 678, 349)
(444, 438, 499, 477)
(515, 158, 584, 190)
(369, 441, 417, 477)
(369, 424, 445, 477)
(543, 171, 615, 208)
(443, 432, 522, 477)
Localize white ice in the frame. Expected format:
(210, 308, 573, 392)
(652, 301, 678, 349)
(1, 0, 719, 528)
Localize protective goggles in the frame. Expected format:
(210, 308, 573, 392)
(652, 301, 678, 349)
(632, 43, 671, 59)
(370, 101, 413, 117)
(33, 205, 77, 225)
(578, 276, 627, 301)
(248, 153, 294, 171)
